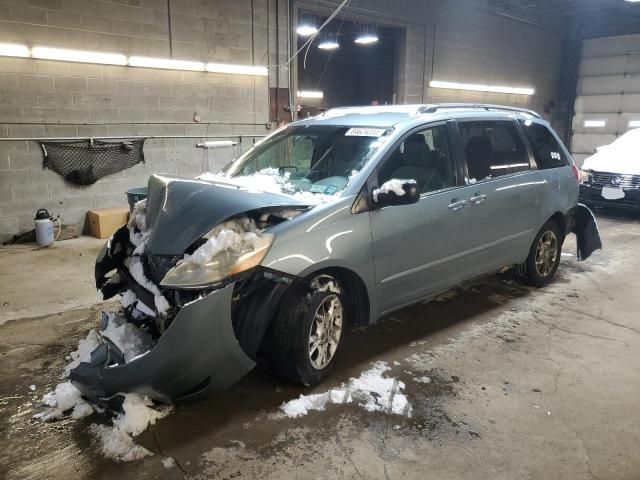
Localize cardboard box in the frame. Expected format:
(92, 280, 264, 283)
(87, 207, 129, 239)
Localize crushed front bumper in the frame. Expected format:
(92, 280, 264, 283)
(71, 283, 256, 403)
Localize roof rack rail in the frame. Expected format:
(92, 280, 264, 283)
(418, 103, 541, 119)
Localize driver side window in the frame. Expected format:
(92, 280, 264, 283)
(378, 124, 456, 194)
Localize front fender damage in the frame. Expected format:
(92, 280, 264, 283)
(71, 284, 255, 403)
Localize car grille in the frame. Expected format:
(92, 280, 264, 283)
(590, 171, 640, 190)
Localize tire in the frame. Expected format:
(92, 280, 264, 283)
(516, 220, 563, 287)
(271, 274, 345, 387)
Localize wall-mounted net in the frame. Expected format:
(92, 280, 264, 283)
(40, 139, 146, 185)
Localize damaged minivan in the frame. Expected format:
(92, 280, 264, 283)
(72, 104, 602, 404)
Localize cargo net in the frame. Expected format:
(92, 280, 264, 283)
(40, 138, 146, 185)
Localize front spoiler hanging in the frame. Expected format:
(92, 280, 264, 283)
(71, 283, 256, 403)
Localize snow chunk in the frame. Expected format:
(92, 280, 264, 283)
(63, 329, 102, 377)
(101, 314, 155, 363)
(29, 384, 36, 391)
(372, 179, 415, 202)
(125, 256, 170, 315)
(162, 457, 177, 468)
(34, 381, 94, 421)
(414, 376, 432, 384)
(89, 424, 153, 463)
(113, 393, 171, 436)
(279, 361, 411, 418)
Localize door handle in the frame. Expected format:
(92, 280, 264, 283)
(448, 199, 467, 211)
(469, 193, 487, 204)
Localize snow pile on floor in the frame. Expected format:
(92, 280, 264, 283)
(279, 362, 411, 418)
(89, 424, 153, 462)
(33, 381, 94, 421)
(182, 216, 261, 266)
(372, 179, 415, 202)
(34, 311, 167, 462)
(89, 393, 172, 462)
(198, 169, 340, 205)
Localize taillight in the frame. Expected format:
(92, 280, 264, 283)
(571, 164, 580, 182)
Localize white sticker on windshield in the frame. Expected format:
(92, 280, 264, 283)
(345, 128, 386, 137)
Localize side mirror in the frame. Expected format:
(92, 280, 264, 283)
(372, 179, 419, 207)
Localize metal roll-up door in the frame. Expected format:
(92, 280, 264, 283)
(571, 34, 640, 167)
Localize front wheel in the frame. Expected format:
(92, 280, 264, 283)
(516, 221, 563, 287)
(271, 275, 345, 387)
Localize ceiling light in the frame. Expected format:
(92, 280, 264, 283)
(355, 34, 379, 45)
(297, 25, 319, 36)
(206, 63, 268, 76)
(629, 120, 640, 128)
(129, 56, 205, 71)
(32, 46, 127, 65)
(0, 43, 29, 58)
(429, 80, 535, 96)
(196, 140, 238, 148)
(584, 120, 606, 128)
(318, 40, 339, 50)
(297, 90, 324, 99)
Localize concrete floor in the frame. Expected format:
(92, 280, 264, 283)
(1, 212, 639, 480)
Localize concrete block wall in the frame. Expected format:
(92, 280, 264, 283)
(0, 0, 274, 241)
(0, 0, 570, 240)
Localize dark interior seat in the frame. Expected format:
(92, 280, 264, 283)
(391, 134, 445, 192)
(464, 136, 492, 181)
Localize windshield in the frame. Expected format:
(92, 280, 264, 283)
(220, 125, 389, 196)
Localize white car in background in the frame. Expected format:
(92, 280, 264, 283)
(579, 128, 640, 209)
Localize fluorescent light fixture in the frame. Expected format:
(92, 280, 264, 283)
(297, 90, 324, 99)
(629, 120, 640, 128)
(129, 56, 205, 71)
(32, 46, 127, 65)
(206, 62, 268, 76)
(355, 34, 379, 45)
(297, 25, 318, 36)
(196, 140, 238, 148)
(584, 120, 606, 128)
(429, 80, 535, 96)
(0, 43, 29, 58)
(318, 40, 339, 50)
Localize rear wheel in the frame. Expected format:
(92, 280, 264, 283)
(516, 220, 563, 287)
(271, 275, 345, 386)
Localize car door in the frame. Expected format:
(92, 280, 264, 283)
(369, 121, 476, 314)
(452, 118, 547, 277)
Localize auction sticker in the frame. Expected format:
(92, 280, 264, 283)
(345, 127, 386, 137)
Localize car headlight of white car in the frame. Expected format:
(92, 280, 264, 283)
(579, 169, 592, 184)
(160, 233, 274, 289)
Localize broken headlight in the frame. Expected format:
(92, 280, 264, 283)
(159, 234, 274, 289)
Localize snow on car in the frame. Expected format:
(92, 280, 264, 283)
(579, 128, 640, 208)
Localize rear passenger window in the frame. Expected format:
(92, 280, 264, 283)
(459, 121, 530, 182)
(519, 121, 570, 169)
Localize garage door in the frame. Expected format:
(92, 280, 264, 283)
(571, 34, 640, 167)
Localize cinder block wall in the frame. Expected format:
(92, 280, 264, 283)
(0, 0, 569, 241)
(0, 0, 278, 241)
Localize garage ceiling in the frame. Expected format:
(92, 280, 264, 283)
(489, 0, 640, 38)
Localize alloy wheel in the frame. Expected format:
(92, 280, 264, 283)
(308, 294, 343, 370)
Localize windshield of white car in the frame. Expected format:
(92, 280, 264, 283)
(220, 125, 389, 195)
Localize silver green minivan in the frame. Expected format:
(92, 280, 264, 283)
(77, 104, 601, 403)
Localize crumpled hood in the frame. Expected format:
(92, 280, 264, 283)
(145, 175, 307, 256)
